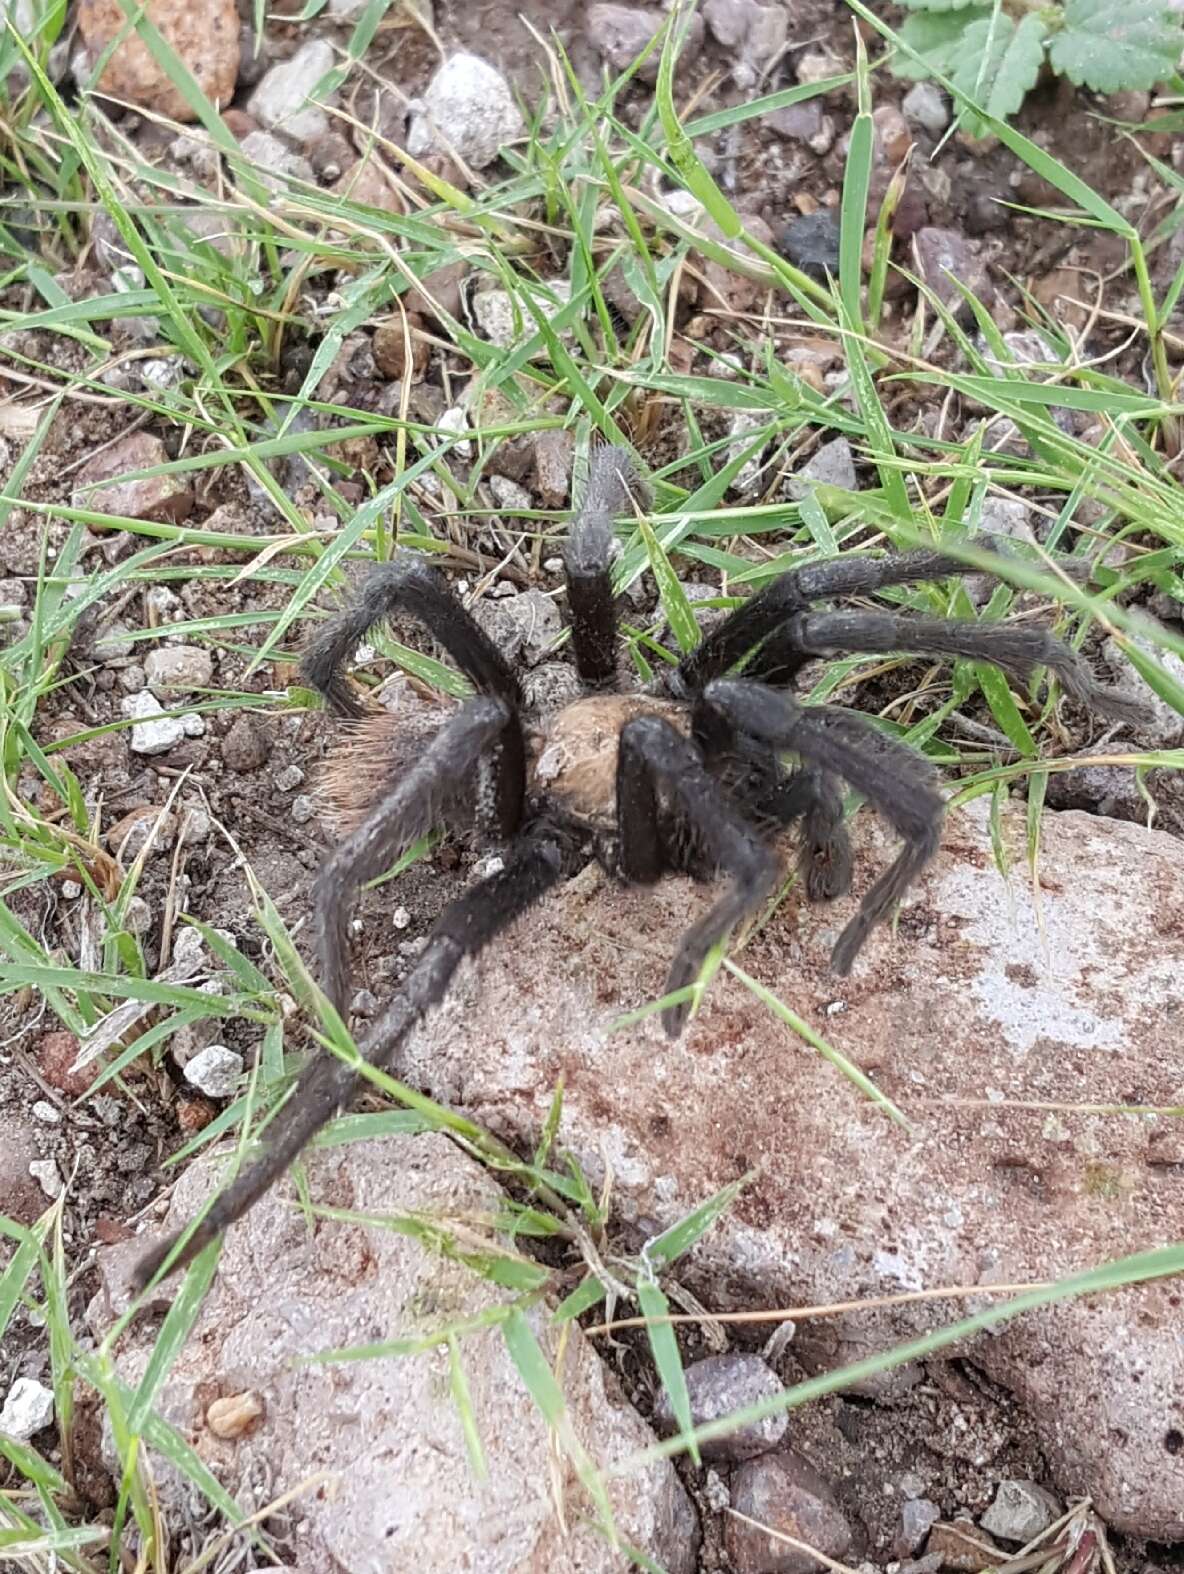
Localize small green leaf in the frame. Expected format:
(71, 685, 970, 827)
(636, 1274, 699, 1466)
(1050, 0, 1182, 93)
(952, 13, 1046, 136)
(893, 7, 989, 81)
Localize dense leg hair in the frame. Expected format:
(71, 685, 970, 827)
(300, 555, 521, 719)
(701, 680, 944, 975)
(563, 445, 636, 686)
(132, 827, 573, 1289)
(757, 768, 852, 902)
(674, 540, 1098, 696)
(312, 696, 520, 1017)
(786, 610, 1147, 723)
(617, 715, 777, 1037)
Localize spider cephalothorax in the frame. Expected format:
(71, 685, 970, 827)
(134, 446, 1147, 1285)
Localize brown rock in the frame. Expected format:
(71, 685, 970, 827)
(653, 1353, 787, 1462)
(105, 804, 177, 861)
(77, 0, 238, 122)
(586, 4, 704, 84)
(532, 428, 574, 508)
(222, 714, 270, 773)
(36, 1030, 97, 1097)
(927, 1521, 1004, 1572)
(726, 1450, 853, 1574)
(0, 1115, 47, 1228)
(914, 226, 992, 317)
(72, 433, 193, 524)
(874, 102, 911, 165)
(332, 158, 402, 215)
(403, 260, 466, 323)
(402, 798, 1184, 1540)
(373, 314, 429, 381)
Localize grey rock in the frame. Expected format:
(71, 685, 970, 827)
(183, 1045, 243, 1099)
(0, 1115, 45, 1225)
(781, 209, 840, 284)
(406, 53, 524, 171)
(222, 714, 270, 772)
(769, 99, 823, 144)
(898, 1498, 941, 1556)
(29, 1158, 62, 1199)
(653, 1353, 787, 1461)
(475, 589, 562, 666)
(902, 81, 949, 137)
(727, 1450, 853, 1574)
(522, 661, 583, 716)
(472, 287, 518, 348)
(1104, 613, 1184, 746)
(787, 436, 856, 498)
(488, 474, 532, 514)
(72, 431, 193, 523)
(95, 1133, 700, 1573)
(0, 1377, 54, 1440)
(704, 0, 786, 65)
(237, 130, 314, 195)
(274, 764, 305, 791)
(915, 226, 992, 316)
(967, 497, 1037, 605)
(980, 1480, 1062, 1543)
(403, 797, 1184, 1541)
(586, 4, 704, 83)
(248, 40, 334, 141)
(0, 576, 28, 607)
(118, 663, 146, 693)
(123, 691, 185, 756)
(290, 793, 316, 824)
(144, 644, 213, 696)
(95, 624, 136, 661)
(727, 410, 771, 495)
(1045, 764, 1159, 826)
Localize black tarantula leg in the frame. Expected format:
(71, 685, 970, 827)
(701, 680, 944, 976)
(786, 610, 1147, 723)
(675, 542, 1093, 694)
(300, 555, 522, 719)
(616, 716, 777, 1038)
(313, 696, 519, 1018)
(131, 826, 574, 1290)
(758, 768, 853, 902)
(563, 444, 637, 687)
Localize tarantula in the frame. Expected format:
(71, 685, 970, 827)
(134, 447, 1146, 1286)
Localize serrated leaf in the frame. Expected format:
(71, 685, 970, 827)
(894, 10, 985, 83)
(952, 13, 1047, 134)
(1050, 0, 1182, 93)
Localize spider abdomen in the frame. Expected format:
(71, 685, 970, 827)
(531, 693, 690, 830)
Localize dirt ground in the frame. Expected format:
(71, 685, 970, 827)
(2, 0, 1184, 1569)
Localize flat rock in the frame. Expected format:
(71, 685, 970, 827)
(248, 40, 334, 142)
(727, 1449, 853, 1574)
(406, 52, 523, 170)
(98, 1133, 698, 1573)
(77, 0, 238, 121)
(122, 691, 186, 755)
(144, 644, 212, 695)
(402, 797, 1184, 1541)
(72, 432, 193, 524)
(586, 4, 704, 83)
(654, 1353, 787, 1461)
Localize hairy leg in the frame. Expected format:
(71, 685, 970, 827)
(563, 445, 636, 686)
(674, 540, 1093, 694)
(312, 696, 520, 1018)
(300, 555, 521, 718)
(756, 768, 852, 901)
(132, 826, 574, 1290)
(701, 680, 944, 975)
(617, 716, 776, 1037)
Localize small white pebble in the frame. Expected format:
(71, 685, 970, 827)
(274, 764, 304, 791)
(0, 1377, 55, 1440)
(125, 896, 152, 935)
(350, 917, 364, 935)
(825, 1000, 846, 1017)
(543, 556, 564, 575)
(278, 993, 298, 1019)
(61, 881, 82, 900)
(184, 1045, 243, 1099)
(29, 1159, 62, 1199)
(181, 712, 206, 738)
(290, 794, 315, 824)
(473, 853, 505, 879)
(353, 642, 376, 665)
(31, 1101, 61, 1125)
(392, 906, 411, 930)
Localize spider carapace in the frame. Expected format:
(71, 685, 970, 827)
(134, 446, 1147, 1287)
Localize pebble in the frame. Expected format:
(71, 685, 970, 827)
(1104, 613, 1184, 746)
(146, 585, 181, 619)
(472, 287, 518, 348)
(927, 1520, 1003, 1572)
(123, 691, 186, 756)
(903, 81, 950, 137)
(222, 714, 271, 772)
(145, 644, 213, 696)
(980, 1481, 1061, 1544)
(30, 1158, 63, 1199)
(914, 226, 992, 317)
(125, 896, 153, 935)
(532, 429, 574, 507)
(0, 576, 28, 607)
(238, 130, 315, 196)
(392, 906, 411, 930)
(0, 1377, 55, 1440)
(291, 794, 316, 824)
(248, 39, 334, 141)
(406, 52, 524, 171)
(787, 435, 856, 498)
(373, 316, 429, 381)
(703, 0, 786, 65)
(353, 988, 379, 1018)
(36, 1031, 94, 1097)
(31, 1101, 61, 1125)
(184, 1045, 244, 1099)
(726, 411, 771, 496)
(438, 404, 472, 457)
(780, 210, 841, 284)
(1046, 763, 1157, 823)
(586, 4, 704, 83)
(726, 1450, 853, 1574)
(274, 764, 305, 791)
(105, 805, 177, 860)
(897, 1497, 941, 1556)
(653, 1353, 786, 1462)
(488, 474, 533, 514)
(76, 0, 238, 122)
(61, 881, 82, 900)
(72, 432, 193, 524)
(474, 589, 561, 667)
(181, 713, 206, 738)
(522, 661, 583, 715)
